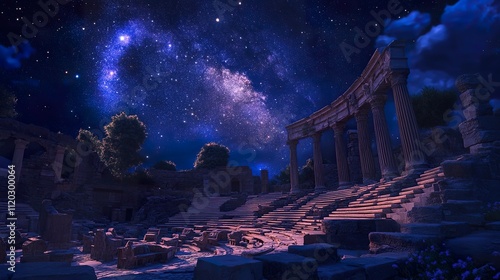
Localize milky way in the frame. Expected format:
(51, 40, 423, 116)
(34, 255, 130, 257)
(1, 0, 499, 176)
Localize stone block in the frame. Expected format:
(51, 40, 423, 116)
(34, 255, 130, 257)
(194, 255, 262, 280)
(342, 257, 399, 280)
(441, 160, 492, 179)
(322, 219, 399, 250)
(317, 263, 365, 280)
(462, 103, 493, 120)
(304, 232, 328, 245)
(459, 88, 491, 108)
(44, 250, 74, 263)
(11, 262, 96, 280)
(446, 231, 500, 268)
(288, 243, 340, 264)
(369, 232, 441, 253)
(21, 238, 48, 263)
(255, 252, 318, 280)
(407, 206, 444, 223)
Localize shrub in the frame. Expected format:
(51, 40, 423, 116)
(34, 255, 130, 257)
(393, 243, 498, 279)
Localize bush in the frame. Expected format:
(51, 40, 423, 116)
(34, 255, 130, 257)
(412, 87, 458, 128)
(153, 160, 177, 171)
(393, 244, 499, 279)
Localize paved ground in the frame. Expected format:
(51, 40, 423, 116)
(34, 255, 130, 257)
(74, 231, 305, 280)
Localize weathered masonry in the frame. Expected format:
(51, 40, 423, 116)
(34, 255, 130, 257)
(286, 41, 427, 192)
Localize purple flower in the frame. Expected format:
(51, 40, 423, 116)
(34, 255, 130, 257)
(493, 272, 500, 279)
(462, 271, 471, 279)
(392, 264, 398, 269)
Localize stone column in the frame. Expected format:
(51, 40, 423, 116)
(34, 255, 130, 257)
(369, 95, 398, 179)
(52, 145, 66, 182)
(312, 133, 326, 191)
(12, 139, 29, 183)
(260, 169, 269, 194)
(355, 109, 377, 183)
(288, 140, 300, 193)
(391, 71, 427, 171)
(331, 122, 351, 188)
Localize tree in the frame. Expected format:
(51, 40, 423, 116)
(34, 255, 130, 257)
(412, 87, 458, 128)
(153, 160, 177, 171)
(77, 129, 101, 152)
(194, 142, 230, 169)
(299, 158, 315, 184)
(100, 112, 147, 178)
(0, 87, 18, 118)
(274, 165, 290, 185)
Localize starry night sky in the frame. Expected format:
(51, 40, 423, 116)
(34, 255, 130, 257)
(1, 0, 499, 176)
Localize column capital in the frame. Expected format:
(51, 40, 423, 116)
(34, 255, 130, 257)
(368, 94, 387, 109)
(354, 107, 370, 121)
(287, 139, 299, 147)
(330, 121, 346, 133)
(14, 139, 29, 148)
(312, 132, 322, 142)
(390, 71, 409, 87)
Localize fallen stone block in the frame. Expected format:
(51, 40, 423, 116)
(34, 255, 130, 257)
(194, 255, 262, 280)
(255, 252, 318, 280)
(10, 262, 96, 280)
(317, 262, 365, 280)
(288, 243, 340, 264)
(342, 257, 399, 280)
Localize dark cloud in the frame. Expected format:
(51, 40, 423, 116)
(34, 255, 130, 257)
(0, 42, 34, 70)
(377, 0, 500, 92)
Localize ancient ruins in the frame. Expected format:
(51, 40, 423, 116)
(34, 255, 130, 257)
(1, 40, 500, 279)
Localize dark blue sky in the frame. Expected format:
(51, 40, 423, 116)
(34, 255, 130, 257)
(1, 0, 499, 177)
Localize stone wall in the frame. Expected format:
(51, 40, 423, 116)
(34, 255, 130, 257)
(149, 166, 257, 195)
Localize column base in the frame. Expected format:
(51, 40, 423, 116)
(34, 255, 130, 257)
(402, 166, 428, 178)
(337, 182, 353, 189)
(290, 186, 301, 194)
(314, 186, 327, 192)
(362, 178, 378, 185)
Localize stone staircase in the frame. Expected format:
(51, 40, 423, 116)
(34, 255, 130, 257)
(0, 201, 39, 237)
(292, 185, 379, 232)
(256, 191, 321, 230)
(368, 159, 494, 253)
(205, 192, 285, 228)
(326, 166, 445, 220)
(159, 196, 232, 229)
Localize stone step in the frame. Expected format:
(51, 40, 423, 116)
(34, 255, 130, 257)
(327, 213, 384, 219)
(369, 232, 442, 253)
(332, 207, 392, 214)
(399, 189, 424, 196)
(336, 203, 401, 212)
(401, 222, 471, 238)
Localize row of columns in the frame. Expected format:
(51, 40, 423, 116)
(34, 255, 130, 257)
(288, 72, 426, 192)
(9, 139, 67, 183)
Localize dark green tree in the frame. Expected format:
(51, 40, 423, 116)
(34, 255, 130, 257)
(194, 142, 230, 169)
(0, 87, 18, 118)
(153, 160, 177, 171)
(100, 112, 147, 178)
(274, 165, 290, 185)
(412, 87, 458, 128)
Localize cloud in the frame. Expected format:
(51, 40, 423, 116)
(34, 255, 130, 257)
(0, 42, 34, 69)
(376, 0, 500, 91)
